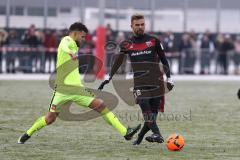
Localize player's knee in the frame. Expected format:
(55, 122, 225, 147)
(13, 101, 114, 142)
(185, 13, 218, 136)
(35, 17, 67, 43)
(45, 112, 57, 125)
(45, 116, 56, 125)
(90, 98, 105, 113)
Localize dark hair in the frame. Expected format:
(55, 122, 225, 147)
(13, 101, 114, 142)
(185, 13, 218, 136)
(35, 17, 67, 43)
(131, 14, 144, 23)
(69, 22, 88, 33)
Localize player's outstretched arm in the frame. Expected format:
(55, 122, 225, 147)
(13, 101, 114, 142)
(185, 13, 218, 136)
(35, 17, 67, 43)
(159, 53, 175, 91)
(98, 52, 125, 90)
(155, 38, 174, 91)
(109, 52, 125, 78)
(160, 54, 174, 91)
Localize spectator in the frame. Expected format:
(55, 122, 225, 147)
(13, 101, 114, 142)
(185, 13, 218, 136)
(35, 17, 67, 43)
(55, 30, 64, 45)
(214, 33, 224, 73)
(106, 24, 115, 73)
(199, 33, 214, 74)
(189, 29, 198, 43)
(21, 25, 40, 73)
(44, 30, 57, 73)
(5, 30, 21, 73)
(0, 28, 8, 73)
(85, 33, 95, 73)
(106, 23, 113, 34)
(115, 31, 126, 74)
(178, 33, 196, 74)
(163, 31, 177, 73)
(233, 35, 240, 74)
(217, 34, 234, 75)
(78, 32, 95, 74)
(35, 29, 45, 73)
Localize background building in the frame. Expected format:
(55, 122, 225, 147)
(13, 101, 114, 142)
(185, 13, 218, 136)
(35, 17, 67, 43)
(0, 0, 240, 32)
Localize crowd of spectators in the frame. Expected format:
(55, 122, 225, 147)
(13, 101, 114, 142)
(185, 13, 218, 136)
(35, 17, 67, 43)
(0, 24, 239, 75)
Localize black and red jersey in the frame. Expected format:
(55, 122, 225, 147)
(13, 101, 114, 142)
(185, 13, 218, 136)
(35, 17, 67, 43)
(120, 34, 170, 90)
(120, 34, 165, 63)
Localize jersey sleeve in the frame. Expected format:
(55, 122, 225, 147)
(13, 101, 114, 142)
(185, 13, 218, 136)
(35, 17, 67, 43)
(155, 38, 165, 58)
(59, 37, 74, 54)
(155, 38, 171, 78)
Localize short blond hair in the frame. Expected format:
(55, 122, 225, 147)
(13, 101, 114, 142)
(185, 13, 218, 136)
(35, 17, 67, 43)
(131, 14, 144, 24)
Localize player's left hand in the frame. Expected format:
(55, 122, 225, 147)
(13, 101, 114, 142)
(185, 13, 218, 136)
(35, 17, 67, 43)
(98, 77, 112, 90)
(167, 77, 174, 91)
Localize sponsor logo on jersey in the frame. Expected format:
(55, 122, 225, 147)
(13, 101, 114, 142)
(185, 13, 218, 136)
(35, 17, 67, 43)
(131, 50, 152, 56)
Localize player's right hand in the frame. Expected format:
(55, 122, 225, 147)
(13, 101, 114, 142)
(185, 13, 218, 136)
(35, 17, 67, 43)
(167, 77, 174, 91)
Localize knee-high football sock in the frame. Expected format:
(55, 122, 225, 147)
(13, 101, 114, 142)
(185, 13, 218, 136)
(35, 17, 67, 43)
(138, 122, 150, 138)
(101, 108, 127, 136)
(145, 113, 160, 135)
(26, 116, 47, 136)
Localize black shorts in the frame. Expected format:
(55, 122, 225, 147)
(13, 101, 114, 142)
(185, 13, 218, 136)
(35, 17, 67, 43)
(133, 88, 163, 113)
(137, 96, 162, 113)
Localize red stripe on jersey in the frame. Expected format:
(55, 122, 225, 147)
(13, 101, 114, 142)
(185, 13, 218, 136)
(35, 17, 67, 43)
(129, 39, 156, 51)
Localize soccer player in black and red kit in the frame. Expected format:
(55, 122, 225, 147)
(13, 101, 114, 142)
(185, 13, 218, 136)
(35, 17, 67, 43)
(99, 14, 174, 145)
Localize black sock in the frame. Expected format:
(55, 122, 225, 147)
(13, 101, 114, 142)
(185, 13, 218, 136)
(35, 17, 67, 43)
(146, 121, 160, 135)
(145, 113, 160, 135)
(151, 121, 160, 135)
(138, 122, 150, 138)
(135, 122, 150, 144)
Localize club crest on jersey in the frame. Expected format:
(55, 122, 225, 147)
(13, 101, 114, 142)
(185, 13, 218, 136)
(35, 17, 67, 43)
(146, 41, 152, 47)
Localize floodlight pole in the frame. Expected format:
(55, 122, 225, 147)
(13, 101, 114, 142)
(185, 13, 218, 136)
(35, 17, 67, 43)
(99, 0, 105, 26)
(116, 0, 120, 30)
(43, 0, 48, 29)
(79, 0, 85, 23)
(6, 0, 11, 29)
(216, 0, 221, 33)
(183, 0, 189, 32)
(150, 0, 155, 32)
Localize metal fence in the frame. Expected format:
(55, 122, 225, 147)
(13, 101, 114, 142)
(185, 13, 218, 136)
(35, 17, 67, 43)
(1, 46, 238, 75)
